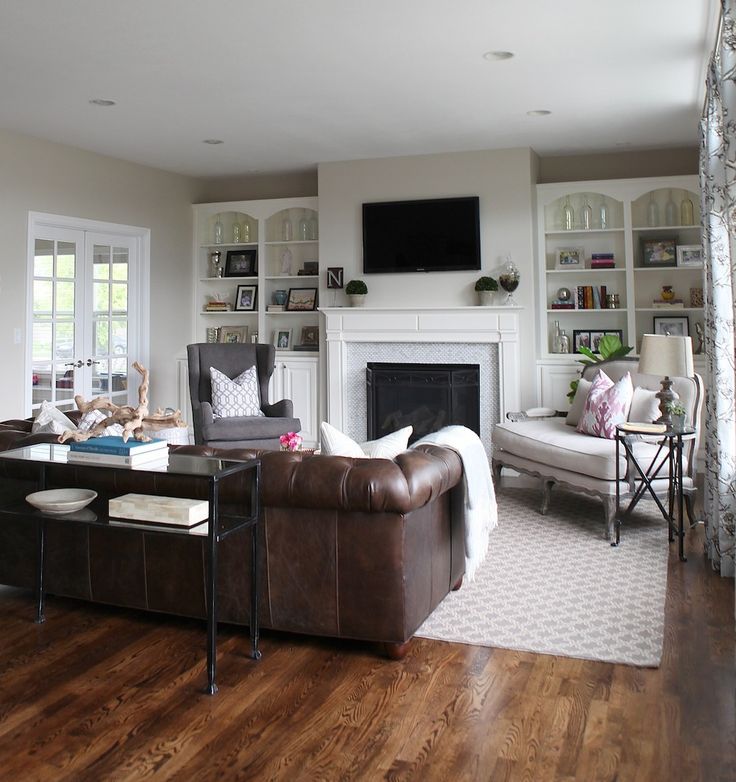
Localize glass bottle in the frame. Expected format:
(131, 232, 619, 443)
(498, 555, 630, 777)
(562, 196, 574, 230)
(581, 197, 593, 230)
(281, 216, 293, 242)
(499, 256, 520, 305)
(559, 330, 571, 354)
(598, 198, 609, 229)
(213, 215, 224, 245)
(242, 220, 251, 242)
(680, 193, 694, 225)
(308, 215, 319, 240)
(552, 320, 562, 353)
(299, 216, 309, 241)
(647, 194, 660, 227)
(665, 190, 678, 226)
(232, 221, 241, 243)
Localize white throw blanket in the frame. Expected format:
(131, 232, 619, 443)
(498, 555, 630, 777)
(412, 425, 497, 581)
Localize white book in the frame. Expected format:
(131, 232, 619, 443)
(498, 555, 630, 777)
(67, 450, 170, 468)
(109, 493, 209, 526)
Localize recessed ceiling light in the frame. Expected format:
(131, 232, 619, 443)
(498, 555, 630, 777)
(483, 51, 514, 61)
(89, 99, 116, 107)
(527, 109, 552, 116)
(203, 139, 224, 145)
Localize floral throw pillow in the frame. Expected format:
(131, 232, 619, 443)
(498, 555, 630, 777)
(576, 370, 634, 439)
(210, 365, 264, 419)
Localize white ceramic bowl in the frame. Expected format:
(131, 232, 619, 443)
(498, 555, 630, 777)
(26, 488, 98, 515)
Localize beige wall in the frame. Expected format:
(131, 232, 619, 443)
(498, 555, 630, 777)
(318, 148, 539, 409)
(198, 170, 318, 202)
(538, 147, 698, 183)
(0, 130, 204, 417)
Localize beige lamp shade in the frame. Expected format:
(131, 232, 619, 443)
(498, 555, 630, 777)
(638, 333, 694, 377)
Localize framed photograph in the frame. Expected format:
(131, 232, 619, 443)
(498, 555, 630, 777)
(286, 287, 318, 311)
(299, 325, 319, 347)
(555, 247, 584, 270)
(273, 328, 292, 350)
(301, 261, 319, 275)
(653, 315, 690, 337)
(572, 330, 592, 353)
(327, 267, 344, 289)
(219, 325, 247, 344)
(676, 244, 703, 267)
(225, 249, 257, 277)
(234, 284, 257, 311)
(641, 238, 677, 267)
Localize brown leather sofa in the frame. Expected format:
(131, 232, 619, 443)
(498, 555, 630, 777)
(0, 420, 464, 656)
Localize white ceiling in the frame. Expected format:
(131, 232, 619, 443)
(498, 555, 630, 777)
(0, 1, 719, 178)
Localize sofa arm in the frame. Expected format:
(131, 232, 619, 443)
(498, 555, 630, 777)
(263, 399, 294, 418)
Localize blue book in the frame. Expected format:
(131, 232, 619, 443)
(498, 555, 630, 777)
(69, 436, 166, 456)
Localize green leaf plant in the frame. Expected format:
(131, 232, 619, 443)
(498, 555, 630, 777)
(566, 334, 634, 403)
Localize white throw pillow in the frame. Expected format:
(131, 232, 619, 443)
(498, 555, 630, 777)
(319, 421, 412, 459)
(628, 387, 661, 424)
(565, 377, 592, 427)
(210, 365, 264, 419)
(32, 400, 78, 436)
(78, 408, 125, 436)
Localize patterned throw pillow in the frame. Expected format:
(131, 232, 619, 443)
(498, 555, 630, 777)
(576, 370, 633, 439)
(78, 408, 125, 436)
(210, 366, 264, 419)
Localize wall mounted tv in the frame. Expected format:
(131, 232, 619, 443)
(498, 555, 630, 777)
(362, 196, 481, 274)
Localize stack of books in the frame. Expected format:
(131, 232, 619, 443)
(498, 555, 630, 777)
(67, 436, 169, 469)
(204, 301, 231, 312)
(652, 299, 684, 308)
(590, 253, 615, 269)
(574, 285, 608, 309)
(267, 304, 285, 312)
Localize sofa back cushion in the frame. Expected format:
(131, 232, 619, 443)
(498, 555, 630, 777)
(320, 421, 412, 459)
(576, 370, 633, 439)
(566, 378, 592, 427)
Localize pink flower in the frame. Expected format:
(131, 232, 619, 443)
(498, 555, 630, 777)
(280, 431, 303, 451)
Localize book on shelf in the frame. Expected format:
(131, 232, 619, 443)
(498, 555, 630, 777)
(292, 344, 318, 351)
(551, 302, 575, 309)
(592, 287, 601, 309)
(204, 304, 231, 312)
(591, 253, 615, 260)
(574, 285, 609, 309)
(651, 299, 684, 308)
(67, 450, 170, 468)
(108, 493, 209, 526)
(69, 436, 167, 457)
(590, 260, 616, 269)
(267, 304, 285, 312)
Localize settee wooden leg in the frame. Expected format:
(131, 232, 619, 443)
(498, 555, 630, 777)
(540, 480, 555, 515)
(381, 640, 412, 660)
(602, 498, 616, 541)
(452, 576, 463, 591)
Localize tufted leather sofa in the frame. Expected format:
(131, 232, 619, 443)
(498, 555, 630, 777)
(0, 419, 464, 655)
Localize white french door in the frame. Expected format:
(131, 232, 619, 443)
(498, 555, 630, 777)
(27, 214, 148, 415)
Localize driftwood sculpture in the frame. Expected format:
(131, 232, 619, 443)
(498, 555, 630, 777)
(58, 361, 187, 444)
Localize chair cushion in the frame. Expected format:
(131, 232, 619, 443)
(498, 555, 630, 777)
(494, 418, 660, 481)
(577, 370, 633, 439)
(210, 366, 264, 419)
(203, 415, 300, 441)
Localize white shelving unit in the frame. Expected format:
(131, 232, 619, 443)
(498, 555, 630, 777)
(536, 175, 705, 410)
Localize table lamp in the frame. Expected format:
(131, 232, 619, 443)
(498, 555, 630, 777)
(638, 333, 694, 425)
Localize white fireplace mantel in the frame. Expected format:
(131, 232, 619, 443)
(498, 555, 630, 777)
(320, 307, 521, 441)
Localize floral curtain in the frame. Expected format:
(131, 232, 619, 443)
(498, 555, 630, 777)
(699, 0, 736, 578)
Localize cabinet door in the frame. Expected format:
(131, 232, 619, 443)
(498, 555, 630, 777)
(278, 358, 318, 446)
(538, 364, 579, 411)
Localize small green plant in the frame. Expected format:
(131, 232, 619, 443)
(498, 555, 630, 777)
(345, 279, 367, 295)
(566, 334, 634, 403)
(474, 276, 498, 292)
(667, 401, 687, 417)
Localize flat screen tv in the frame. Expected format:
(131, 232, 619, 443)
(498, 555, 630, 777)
(362, 196, 481, 274)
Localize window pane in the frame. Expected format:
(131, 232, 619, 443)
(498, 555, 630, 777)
(32, 364, 52, 404)
(92, 359, 109, 394)
(93, 245, 111, 280)
(55, 368, 75, 400)
(55, 322, 74, 359)
(112, 247, 128, 280)
(93, 282, 109, 314)
(32, 322, 52, 361)
(33, 280, 53, 313)
(34, 239, 54, 277)
(111, 320, 127, 354)
(55, 281, 75, 315)
(111, 283, 127, 313)
(56, 242, 76, 278)
(94, 319, 110, 356)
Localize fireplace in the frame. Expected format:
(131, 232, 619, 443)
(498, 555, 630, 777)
(367, 362, 480, 443)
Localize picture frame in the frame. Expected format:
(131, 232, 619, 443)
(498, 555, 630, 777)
(326, 267, 344, 289)
(299, 325, 319, 347)
(301, 261, 319, 275)
(555, 247, 584, 270)
(273, 328, 292, 350)
(225, 249, 257, 277)
(219, 325, 247, 344)
(234, 284, 257, 311)
(286, 287, 318, 311)
(653, 315, 690, 337)
(676, 244, 703, 268)
(641, 238, 677, 267)
(573, 329, 623, 354)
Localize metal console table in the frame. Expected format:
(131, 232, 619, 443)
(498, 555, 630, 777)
(0, 443, 261, 695)
(614, 424, 696, 562)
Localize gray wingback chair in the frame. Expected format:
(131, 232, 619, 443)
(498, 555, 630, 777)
(187, 342, 301, 449)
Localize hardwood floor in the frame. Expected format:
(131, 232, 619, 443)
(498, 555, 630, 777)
(0, 526, 733, 781)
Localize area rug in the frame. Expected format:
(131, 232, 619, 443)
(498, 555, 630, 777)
(416, 487, 670, 667)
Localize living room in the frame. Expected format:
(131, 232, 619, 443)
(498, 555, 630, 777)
(0, 2, 734, 780)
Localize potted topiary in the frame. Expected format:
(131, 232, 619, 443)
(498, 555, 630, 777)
(345, 279, 368, 307)
(667, 401, 688, 432)
(474, 276, 498, 306)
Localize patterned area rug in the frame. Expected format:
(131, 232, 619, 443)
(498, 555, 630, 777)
(416, 487, 670, 667)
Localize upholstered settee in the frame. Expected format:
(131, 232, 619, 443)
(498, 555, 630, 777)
(0, 423, 464, 657)
(492, 359, 704, 540)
